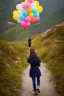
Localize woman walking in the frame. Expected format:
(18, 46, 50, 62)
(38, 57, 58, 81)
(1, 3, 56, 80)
(27, 48, 41, 95)
(28, 38, 31, 47)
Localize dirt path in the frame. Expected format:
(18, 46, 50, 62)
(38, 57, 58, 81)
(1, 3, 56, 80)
(21, 63, 59, 96)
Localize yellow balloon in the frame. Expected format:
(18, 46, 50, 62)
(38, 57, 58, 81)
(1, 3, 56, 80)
(37, 6, 43, 13)
(13, 14, 19, 20)
(29, 13, 34, 18)
(34, 1, 39, 6)
(13, 10, 19, 15)
(25, 0, 28, 2)
(27, 8, 32, 14)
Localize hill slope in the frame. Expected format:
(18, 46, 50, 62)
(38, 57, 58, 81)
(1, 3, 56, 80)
(32, 22, 64, 96)
(0, 40, 28, 96)
(0, 23, 27, 41)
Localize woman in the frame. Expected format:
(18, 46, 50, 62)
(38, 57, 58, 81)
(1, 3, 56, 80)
(28, 38, 31, 47)
(27, 48, 41, 95)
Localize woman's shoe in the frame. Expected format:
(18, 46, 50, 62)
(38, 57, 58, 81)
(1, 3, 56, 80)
(34, 90, 38, 95)
(37, 89, 40, 93)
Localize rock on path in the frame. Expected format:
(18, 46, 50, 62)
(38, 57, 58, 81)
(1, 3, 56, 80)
(21, 63, 59, 96)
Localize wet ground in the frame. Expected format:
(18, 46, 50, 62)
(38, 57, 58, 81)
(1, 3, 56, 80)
(21, 63, 59, 96)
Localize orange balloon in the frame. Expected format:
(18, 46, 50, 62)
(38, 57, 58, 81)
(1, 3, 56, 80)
(30, 18, 36, 24)
(27, 8, 32, 14)
(29, 13, 34, 18)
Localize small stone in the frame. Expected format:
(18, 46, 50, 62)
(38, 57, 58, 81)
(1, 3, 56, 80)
(16, 57, 21, 61)
(45, 29, 51, 33)
(54, 40, 64, 43)
(7, 64, 10, 68)
(42, 29, 51, 38)
(42, 34, 47, 38)
(15, 60, 21, 64)
(8, 46, 15, 52)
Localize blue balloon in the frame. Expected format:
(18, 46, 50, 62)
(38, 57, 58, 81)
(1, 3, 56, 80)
(20, 15, 25, 21)
(22, 9, 28, 17)
(32, 8, 37, 14)
(34, 12, 39, 18)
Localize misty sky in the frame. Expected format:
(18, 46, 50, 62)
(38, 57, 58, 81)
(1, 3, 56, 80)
(39, 0, 64, 12)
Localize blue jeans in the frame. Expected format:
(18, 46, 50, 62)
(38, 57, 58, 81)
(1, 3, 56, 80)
(32, 77, 40, 91)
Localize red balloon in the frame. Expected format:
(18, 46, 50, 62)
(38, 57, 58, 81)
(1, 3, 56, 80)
(30, 17, 36, 24)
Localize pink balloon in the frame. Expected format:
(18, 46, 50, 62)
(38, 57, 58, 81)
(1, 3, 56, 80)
(27, 22, 31, 26)
(21, 2, 25, 8)
(22, 3, 26, 9)
(24, 26, 28, 29)
(25, 16, 31, 22)
(21, 21, 26, 27)
(28, 0, 34, 3)
(35, 17, 40, 22)
(23, 2, 31, 9)
(31, 3, 36, 9)
(21, 21, 28, 29)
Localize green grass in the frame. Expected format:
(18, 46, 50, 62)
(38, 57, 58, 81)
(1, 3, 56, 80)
(0, 40, 28, 96)
(32, 22, 64, 96)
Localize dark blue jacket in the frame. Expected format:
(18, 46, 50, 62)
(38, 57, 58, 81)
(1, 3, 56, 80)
(28, 56, 41, 77)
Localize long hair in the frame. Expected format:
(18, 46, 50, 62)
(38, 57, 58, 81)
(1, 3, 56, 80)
(30, 48, 37, 57)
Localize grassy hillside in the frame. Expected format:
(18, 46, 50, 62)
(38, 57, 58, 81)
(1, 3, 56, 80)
(0, 40, 28, 96)
(32, 22, 64, 96)
(0, 23, 27, 41)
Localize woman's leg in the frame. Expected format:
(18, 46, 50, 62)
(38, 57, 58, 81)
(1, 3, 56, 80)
(32, 77, 38, 95)
(32, 77, 36, 91)
(37, 77, 40, 86)
(37, 77, 40, 93)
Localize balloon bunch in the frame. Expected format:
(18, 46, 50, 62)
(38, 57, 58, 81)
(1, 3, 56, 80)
(13, 0, 43, 29)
